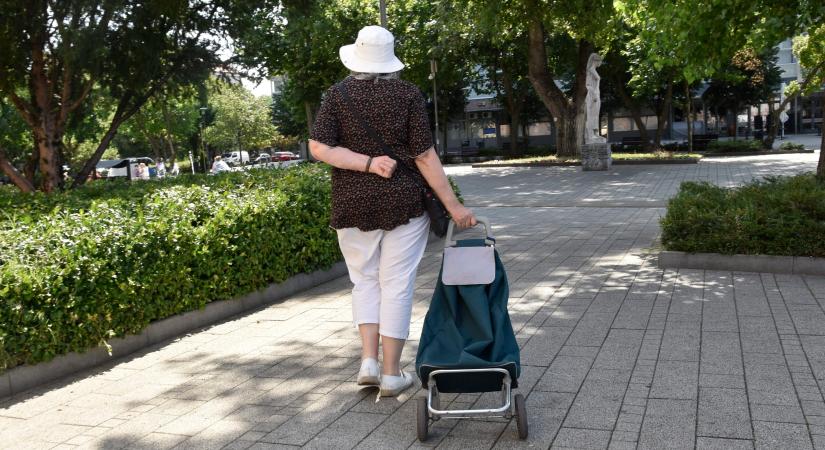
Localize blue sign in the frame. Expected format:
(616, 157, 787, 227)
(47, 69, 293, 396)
(483, 127, 496, 135)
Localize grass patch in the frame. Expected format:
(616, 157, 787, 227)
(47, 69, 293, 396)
(661, 173, 825, 257)
(475, 151, 701, 165)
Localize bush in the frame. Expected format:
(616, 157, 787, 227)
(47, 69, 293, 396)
(706, 140, 762, 153)
(661, 174, 825, 257)
(779, 141, 806, 152)
(0, 165, 342, 371)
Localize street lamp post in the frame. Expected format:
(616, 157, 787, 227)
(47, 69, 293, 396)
(429, 59, 441, 158)
(198, 107, 208, 173)
(379, 0, 387, 27)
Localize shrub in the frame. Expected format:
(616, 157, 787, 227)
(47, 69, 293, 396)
(779, 141, 806, 152)
(661, 174, 825, 257)
(706, 140, 762, 153)
(0, 165, 342, 371)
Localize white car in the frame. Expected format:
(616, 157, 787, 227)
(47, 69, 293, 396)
(223, 151, 250, 165)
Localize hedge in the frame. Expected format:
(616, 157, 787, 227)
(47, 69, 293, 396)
(660, 174, 825, 257)
(0, 164, 342, 371)
(706, 139, 763, 153)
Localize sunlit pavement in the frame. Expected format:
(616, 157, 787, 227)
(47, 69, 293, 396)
(2, 151, 824, 449)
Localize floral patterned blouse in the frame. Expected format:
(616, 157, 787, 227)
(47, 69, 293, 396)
(310, 76, 434, 231)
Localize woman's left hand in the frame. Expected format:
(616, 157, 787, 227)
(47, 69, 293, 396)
(450, 204, 477, 230)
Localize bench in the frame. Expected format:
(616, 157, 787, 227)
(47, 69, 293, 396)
(691, 133, 719, 151)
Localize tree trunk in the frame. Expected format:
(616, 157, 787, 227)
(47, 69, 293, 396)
(34, 128, 62, 193)
(685, 81, 693, 152)
(654, 81, 674, 147)
(765, 64, 822, 150)
(501, 69, 524, 156)
(555, 106, 583, 157)
(0, 146, 35, 192)
(24, 141, 38, 184)
(613, 76, 653, 151)
(161, 100, 177, 161)
(304, 101, 315, 137)
(526, 21, 590, 157)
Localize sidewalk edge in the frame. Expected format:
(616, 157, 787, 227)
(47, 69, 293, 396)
(658, 251, 825, 276)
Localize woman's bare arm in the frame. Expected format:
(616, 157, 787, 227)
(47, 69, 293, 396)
(415, 147, 477, 229)
(309, 140, 396, 178)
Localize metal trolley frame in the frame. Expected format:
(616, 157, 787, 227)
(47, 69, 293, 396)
(416, 367, 528, 441)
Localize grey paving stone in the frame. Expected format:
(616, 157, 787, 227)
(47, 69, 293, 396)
(552, 427, 611, 449)
(753, 421, 813, 450)
(697, 388, 752, 439)
(700, 332, 744, 375)
(750, 403, 806, 423)
(650, 360, 698, 400)
(303, 411, 386, 449)
(638, 399, 696, 450)
(696, 437, 754, 450)
(520, 327, 572, 367)
(565, 312, 618, 347)
(563, 372, 628, 430)
(493, 406, 567, 450)
(535, 356, 593, 393)
(744, 363, 799, 406)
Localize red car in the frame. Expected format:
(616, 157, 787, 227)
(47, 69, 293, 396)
(272, 151, 300, 162)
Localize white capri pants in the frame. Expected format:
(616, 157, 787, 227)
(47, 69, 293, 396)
(336, 214, 430, 340)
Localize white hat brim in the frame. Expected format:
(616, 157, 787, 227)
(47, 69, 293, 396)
(339, 44, 405, 74)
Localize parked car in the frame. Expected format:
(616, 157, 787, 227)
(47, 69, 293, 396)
(97, 157, 155, 179)
(223, 151, 250, 165)
(272, 151, 299, 161)
(252, 153, 272, 165)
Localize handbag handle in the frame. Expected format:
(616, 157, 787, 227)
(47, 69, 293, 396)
(445, 216, 495, 248)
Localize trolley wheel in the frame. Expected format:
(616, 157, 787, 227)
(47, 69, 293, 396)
(416, 396, 429, 441)
(514, 393, 528, 439)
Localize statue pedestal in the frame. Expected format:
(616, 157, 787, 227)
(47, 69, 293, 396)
(581, 143, 612, 171)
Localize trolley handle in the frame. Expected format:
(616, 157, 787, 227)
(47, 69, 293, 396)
(445, 216, 494, 248)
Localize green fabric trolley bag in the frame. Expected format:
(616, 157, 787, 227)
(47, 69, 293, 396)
(414, 217, 528, 441)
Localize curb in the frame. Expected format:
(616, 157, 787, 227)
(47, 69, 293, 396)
(0, 261, 348, 400)
(472, 158, 700, 168)
(658, 251, 825, 276)
(701, 150, 815, 158)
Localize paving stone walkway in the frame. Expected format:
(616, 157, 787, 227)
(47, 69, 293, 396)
(2, 152, 824, 450)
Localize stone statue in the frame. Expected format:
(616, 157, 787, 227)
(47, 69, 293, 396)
(584, 53, 606, 144)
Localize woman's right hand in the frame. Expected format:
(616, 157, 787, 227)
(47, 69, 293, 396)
(450, 204, 477, 230)
(369, 155, 397, 178)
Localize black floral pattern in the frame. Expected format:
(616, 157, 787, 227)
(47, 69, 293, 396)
(310, 76, 434, 231)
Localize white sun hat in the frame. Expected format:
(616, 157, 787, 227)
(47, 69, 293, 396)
(339, 25, 405, 74)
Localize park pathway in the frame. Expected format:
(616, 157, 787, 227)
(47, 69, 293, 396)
(1, 152, 824, 450)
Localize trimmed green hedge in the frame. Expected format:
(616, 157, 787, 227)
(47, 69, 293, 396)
(706, 140, 763, 153)
(661, 174, 825, 257)
(0, 165, 341, 371)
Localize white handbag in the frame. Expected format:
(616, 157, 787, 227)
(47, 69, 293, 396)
(442, 216, 496, 286)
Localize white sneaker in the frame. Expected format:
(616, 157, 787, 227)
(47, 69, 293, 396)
(379, 370, 414, 397)
(357, 358, 380, 386)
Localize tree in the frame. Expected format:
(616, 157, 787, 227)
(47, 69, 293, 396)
(766, 24, 825, 157)
(702, 48, 782, 140)
(203, 81, 281, 155)
(0, 0, 224, 192)
(447, 0, 616, 157)
(118, 91, 201, 162)
(618, 0, 823, 161)
(788, 25, 825, 178)
(437, 3, 537, 156)
(228, 0, 371, 137)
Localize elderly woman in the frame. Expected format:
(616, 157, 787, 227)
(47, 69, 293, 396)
(309, 25, 476, 397)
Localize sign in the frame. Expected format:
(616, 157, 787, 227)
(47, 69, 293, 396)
(482, 127, 497, 136)
(779, 111, 789, 123)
